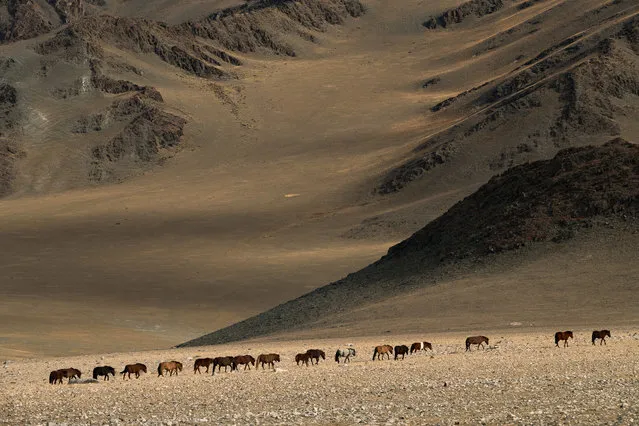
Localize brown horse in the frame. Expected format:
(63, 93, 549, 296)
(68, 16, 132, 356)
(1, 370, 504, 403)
(555, 331, 573, 347)
(295, 353, 311, 367)
(592, 330, 611, 345)
(92, 366, 115, 381)
(120, 363, 147, 379)
(49, 368, 81, 384)
(158, 361, 183, 377)
(465, 336, 489, 351)
(372, 345, 393, 360)
(233, 355, 256, 370)
(410, 342, 433, 354)
(256, 353, 280, 370)
(305, 349, 326, 365)
(394, 345, 409, 360)
(212, 356, 235, 374)
(193, 358, 214, 374)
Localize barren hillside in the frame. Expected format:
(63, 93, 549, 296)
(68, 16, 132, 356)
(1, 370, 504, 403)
(0, 0, 638, 358)
(180, 140, 639, 347)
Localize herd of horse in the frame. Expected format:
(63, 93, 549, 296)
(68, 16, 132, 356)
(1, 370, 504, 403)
(47, 330, 613, 384)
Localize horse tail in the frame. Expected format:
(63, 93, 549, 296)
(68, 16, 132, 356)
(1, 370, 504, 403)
(592, 331, 596, 344)
(372, 348, 378, 361)
(334, 350, 340, 363)
(92, 369, 98, 380)
(554, 333, 560, 346)
(49, 371, 55, 384)
(157, 363, 163, 377)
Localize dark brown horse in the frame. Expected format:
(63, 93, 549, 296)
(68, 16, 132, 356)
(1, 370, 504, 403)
(121, 363, 147, 379)
(372, 345, 393, 360)
(158, 361, 183, 377)
(394, 345, 409, 360)
(233, 355, 256, 370)
(305, 349, 326, 365)
(465, 336, 489, 351)
(256, 353, 280, 370)
(592, 330, 611, 345)
(212, 356, 235, 374)
(193, 358, 214, 374)
(555, 331, 573, 347)
(92, 366, 115, 381)
(410, 342, 432, 354)
(295, 353, 311, 367)
(49, 368, 81, 384)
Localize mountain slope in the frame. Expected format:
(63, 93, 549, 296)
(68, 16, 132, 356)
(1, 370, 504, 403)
(180, 139, 639, 347)
(1, 0, 639, 357)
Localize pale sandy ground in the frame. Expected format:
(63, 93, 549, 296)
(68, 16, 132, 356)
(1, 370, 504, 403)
(1, 330, 638, 425)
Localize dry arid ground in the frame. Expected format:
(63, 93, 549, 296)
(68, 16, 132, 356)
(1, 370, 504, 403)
(1, 331, 638, 425)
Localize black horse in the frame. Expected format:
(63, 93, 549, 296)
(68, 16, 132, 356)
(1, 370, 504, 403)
(394, 345, 409, 360)
(92, 366, 116, 381)
(212, 356, 235, 375)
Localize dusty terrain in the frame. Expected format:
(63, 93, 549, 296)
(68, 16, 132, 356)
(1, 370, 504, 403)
(180, 141, 639, 347)
(1, 331, 638, 425)
(0, 0, 638, 360)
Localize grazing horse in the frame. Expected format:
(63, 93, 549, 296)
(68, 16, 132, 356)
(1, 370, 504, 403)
(212, 356, 235, 374)
(158, 361, 183, 377)
(233, 355, 256, 371)
(92, 366, 115, 381)
(334, 348, 356, 363)
(193, 358, 214, 374)
(410, 342, 432, 354)
(372, 345, 393, 361)
(49, 368, 81, 384)
(394, 345, 409, 360)
(592, 330, 611, 345)
(305, 349, 326, 365)
(465, 336, 489, 351)
(295, 353, 311, 367)
(256, 353, 280, 370)
(120, 363, 147, 379)
(555, 331, 573, 348)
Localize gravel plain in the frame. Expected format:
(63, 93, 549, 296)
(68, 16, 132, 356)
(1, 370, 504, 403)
(1, 330, 638, 425)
